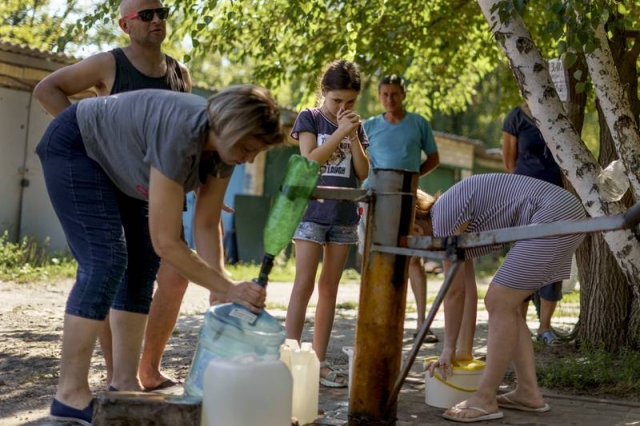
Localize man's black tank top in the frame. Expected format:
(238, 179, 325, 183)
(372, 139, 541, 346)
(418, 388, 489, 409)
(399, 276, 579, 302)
(109, 47, 189, 212)
(109, 47, 187, 94)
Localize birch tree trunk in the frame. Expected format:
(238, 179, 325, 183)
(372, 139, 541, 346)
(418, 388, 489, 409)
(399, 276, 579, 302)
(585, 22, 640, 203)
(562, 51, 630, 349)
(589, 23, 640, 346)
(476, 0, 640, 348)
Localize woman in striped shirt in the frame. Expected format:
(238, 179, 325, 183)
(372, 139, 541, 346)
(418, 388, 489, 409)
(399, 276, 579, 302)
(417, 173, 585, 423)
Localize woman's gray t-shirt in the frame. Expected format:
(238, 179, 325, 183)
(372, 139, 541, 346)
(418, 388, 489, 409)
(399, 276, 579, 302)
(76, 90, 234, 200)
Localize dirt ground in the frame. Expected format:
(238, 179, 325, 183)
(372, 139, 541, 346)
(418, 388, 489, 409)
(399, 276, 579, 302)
(0, 275, 629, 425)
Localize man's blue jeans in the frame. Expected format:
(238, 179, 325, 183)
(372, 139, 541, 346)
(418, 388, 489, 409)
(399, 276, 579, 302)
(36, 104, 159, 320)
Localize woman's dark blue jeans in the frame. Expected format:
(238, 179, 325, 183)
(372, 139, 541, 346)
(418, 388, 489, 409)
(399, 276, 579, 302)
(36, 104, 159, 320)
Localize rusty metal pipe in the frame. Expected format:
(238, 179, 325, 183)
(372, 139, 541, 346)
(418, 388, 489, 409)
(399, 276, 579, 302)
(387, 260, 463, 407)
(348, 169, 417, 425)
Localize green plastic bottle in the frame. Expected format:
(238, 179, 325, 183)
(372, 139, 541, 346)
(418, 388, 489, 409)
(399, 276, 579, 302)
(255, 154, 320, 286)
(264, 154, 320, 258)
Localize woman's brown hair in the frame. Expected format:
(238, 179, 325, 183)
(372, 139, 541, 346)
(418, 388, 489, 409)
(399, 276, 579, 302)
(207, 84, 285, 150)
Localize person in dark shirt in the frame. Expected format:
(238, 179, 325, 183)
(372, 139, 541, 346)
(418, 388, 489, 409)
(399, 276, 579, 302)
(502, 103, 565, 346)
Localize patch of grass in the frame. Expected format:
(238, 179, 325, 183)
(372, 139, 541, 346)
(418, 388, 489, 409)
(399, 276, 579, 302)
(342, 268, 361, 281)
(540, 290, 580, 318)
(0, 231, 76, 283)
(336, 301, 357, 310)
(265, 302, 289, 311)
(560, 289, 580, 304)
(474, 254, 503, 279)
(477, 288, 487, 300)
(225, 261, 292, 281)
(537, 345, 640, 398)
(225, 259, 361, 283)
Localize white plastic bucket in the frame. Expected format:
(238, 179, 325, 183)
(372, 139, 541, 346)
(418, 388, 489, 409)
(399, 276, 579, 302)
(341, 346, 354, 396)
(424, 357, 485, 409)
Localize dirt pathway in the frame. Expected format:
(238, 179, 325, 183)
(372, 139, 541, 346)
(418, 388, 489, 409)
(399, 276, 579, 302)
(0, 277, 418, 425)
(2, 275, 599, 426)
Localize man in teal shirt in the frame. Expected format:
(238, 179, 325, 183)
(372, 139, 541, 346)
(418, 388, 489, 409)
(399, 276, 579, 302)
(362, 74, 440, 342)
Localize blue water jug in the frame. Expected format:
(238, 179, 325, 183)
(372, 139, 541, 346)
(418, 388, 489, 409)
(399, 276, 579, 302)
(184, 302, 286, 397)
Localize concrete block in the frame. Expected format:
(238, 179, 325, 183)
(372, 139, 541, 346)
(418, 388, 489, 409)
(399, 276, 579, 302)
(93, 391, 302, 426)
(93, 391, 201, 426)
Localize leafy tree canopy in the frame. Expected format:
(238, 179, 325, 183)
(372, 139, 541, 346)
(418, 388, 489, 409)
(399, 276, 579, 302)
(0, 0, 130, 53)
(0, 0, 78, 51)
(7, 0, 638, 148)
(70, 0, 639, 116)
(177, 0, 503, 116)
(171, 0, 640, 113)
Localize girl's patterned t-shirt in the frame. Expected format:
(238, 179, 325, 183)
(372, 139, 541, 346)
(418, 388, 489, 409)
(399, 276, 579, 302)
(291, 107, 368, 226)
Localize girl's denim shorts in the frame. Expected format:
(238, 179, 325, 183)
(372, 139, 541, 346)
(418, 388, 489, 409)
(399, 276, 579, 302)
(293, 221, 358, 245)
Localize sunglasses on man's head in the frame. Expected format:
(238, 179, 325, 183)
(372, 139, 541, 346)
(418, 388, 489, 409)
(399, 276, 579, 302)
(123, 7, 170, 22)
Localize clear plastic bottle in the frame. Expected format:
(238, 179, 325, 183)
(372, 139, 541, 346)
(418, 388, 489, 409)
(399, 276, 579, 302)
(595, 159, 630, 202)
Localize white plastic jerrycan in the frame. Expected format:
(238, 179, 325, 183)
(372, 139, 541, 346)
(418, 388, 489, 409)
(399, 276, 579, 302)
(280, 339, 319, 426)
(201, 353, 292, 426)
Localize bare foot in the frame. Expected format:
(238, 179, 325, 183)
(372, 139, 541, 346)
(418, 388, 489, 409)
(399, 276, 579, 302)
(497, 392, 550, 412)
(140, 373, 179, 391)
(108, 374, 144, 392)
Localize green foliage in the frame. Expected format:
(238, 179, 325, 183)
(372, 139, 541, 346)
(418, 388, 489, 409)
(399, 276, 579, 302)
(336, 301, 357, 310)
(0, 231, 76, 283)
(0, 0, 78, 51)
(164, 0, 504, 116)
(64, 1, 117, 50)
(42, 0, 633, 136)
(431, 64, 520, 148)
(17, 0, 635, 118)
(0, 0, 127, 54)
(537, 345, 640, 397)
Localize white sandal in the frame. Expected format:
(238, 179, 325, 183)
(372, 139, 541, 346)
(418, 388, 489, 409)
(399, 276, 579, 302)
(319, 360, 347, 388)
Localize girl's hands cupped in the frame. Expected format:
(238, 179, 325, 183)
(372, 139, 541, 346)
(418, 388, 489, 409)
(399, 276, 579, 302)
(337, 108, 361, 135)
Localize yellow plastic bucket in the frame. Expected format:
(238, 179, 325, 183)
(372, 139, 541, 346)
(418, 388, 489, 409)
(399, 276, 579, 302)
(423, 357, 485, 408)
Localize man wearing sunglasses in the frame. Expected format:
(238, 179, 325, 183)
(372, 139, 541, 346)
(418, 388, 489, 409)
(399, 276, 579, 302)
(34, 0, 195, 417)
(123, 6, 170, 22)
